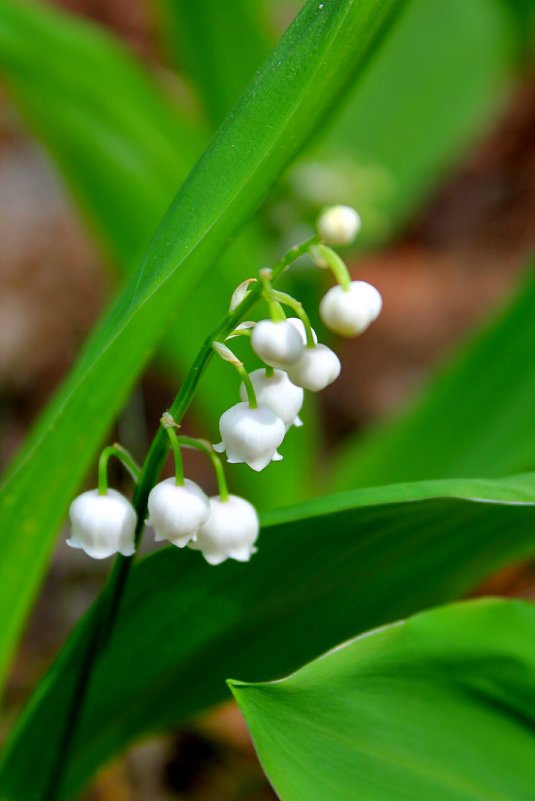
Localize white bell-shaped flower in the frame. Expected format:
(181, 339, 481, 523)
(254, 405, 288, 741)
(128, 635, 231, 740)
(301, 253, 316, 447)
(251, 319, 304, 368)
(320, 281, 382, 337)
(189, 495, 259, 565)
(67, 489, 136, 559)
(240, 368, 304, 429)
(317, 205, 361, 245)
(287, 316, 318, 345)
(286, 344, 341, 392)
(147, 477, 210, 547)
(213, 401, 285, 471)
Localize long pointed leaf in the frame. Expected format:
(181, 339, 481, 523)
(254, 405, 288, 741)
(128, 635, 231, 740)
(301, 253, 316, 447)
(0, 0, 233, 424)
(2, 472, 535, 798)
(232, 598, 535, 801)
(0, 0, 406, 692)
(0, 0, 320, 507)
(158, 0, 273, 125)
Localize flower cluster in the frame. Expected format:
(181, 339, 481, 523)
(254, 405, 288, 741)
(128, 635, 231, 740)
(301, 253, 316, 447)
(213, 205, 382, 471)
(148, 479, 259, 566)
(66, 206, 381, 567)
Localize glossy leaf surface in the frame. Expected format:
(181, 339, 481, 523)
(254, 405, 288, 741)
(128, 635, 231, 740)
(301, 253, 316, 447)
(0, 0, 405, 691)
(0, 0, 248, 433)
(2, 473, 535, 798)
(232, 598, 535, 801)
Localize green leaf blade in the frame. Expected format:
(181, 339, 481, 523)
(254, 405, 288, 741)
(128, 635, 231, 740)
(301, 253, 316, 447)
(158, 0, 273, 126)
(0, 0, 406, 694)
(3, 473, 535, 798)
(232, 598, 535, 801)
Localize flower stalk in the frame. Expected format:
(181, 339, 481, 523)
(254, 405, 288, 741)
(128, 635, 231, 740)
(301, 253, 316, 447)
(260, 268, 286, 322)
(97, 444, 141, 496)
(178, 435, 229, 502)
(161, 415, 185, 486)
(313, 243, 352, 290)
(45, 233, 320, 801)
(271, 289, 316, 349)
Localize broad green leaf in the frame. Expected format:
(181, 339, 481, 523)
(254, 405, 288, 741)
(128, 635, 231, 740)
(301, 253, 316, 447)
(0, 0, 232, 424)
(0, 0, 317, 507)
(157, 0, 273, 126)
(3, 473, 535, 799)
(331, 261, 535, 491)
(231, 598, 535, 801)
(0, 0, 406, 692)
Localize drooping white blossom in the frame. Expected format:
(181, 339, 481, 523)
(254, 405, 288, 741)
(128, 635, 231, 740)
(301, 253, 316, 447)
(67, 489, 136, 559)
(286, 344, 341, 392)
(240, 368, 304, 429)
(317, 205, 361, 245)
(213, 402, 285, 471)
(251, 319, 304, 368)
(320, 281, 382, 337)
(189, 494, 259, 565)
(147, 477, 210, 547)
(287, 316, 318, 346)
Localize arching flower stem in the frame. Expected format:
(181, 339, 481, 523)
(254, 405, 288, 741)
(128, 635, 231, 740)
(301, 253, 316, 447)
(212, 342, 258, 409)
(260, 268, 286, 322)
(44, 233, 319, 801)
(313, 243, 352, 290)
(271, 289, 316, 349)
(235, 364, 258, 409)
(134, 234, 318, 547)
(177, 435, 229, 502)
(97, 444, 141, 496)
(161, 416, 185, 486)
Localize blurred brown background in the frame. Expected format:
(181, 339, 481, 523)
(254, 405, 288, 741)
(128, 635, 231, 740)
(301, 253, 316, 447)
(2, 1, 535, 799)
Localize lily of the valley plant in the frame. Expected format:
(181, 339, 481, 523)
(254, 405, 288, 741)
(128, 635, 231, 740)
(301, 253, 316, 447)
(68, 205, 381, 566)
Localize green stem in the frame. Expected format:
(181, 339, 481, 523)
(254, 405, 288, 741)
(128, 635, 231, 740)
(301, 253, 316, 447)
(260, 269, 286, 321)
(178, 436, 229, 502)
(272, 289, 316, 349)
(40, 555, 131, 801)
(97, 444, 141, 495)
(44, 233, 318, 801)
(314, 243, 352, 290)
(265, 365, 275, 377)
(235, 364, 257, 408)
(129, 233, 317, 546)
(163, 423, 185, 486)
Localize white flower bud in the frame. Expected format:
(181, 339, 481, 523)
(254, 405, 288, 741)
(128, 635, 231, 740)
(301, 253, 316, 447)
(213, 402, 285, 471)
(67, 489, 136, 560)
(320, 281, 382, 337)
(189, 495, 259, 565)
(317, 205, 361, 245)
(286, 344, 341, 392)
(147, 477, 210, 547)
(240, 368, 304, 429)
(286, 316, 318, 345)
(251, 319, 304, 368)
